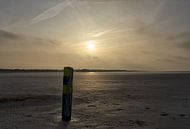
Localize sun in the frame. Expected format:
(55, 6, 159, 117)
(87, 40, 96, 51)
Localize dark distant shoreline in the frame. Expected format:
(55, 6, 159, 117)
(1, 69, 189, 73)
(0, 69, 139, 73)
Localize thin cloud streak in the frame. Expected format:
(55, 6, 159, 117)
(92, 28, 118, 38)
(31, 0, 75, 24)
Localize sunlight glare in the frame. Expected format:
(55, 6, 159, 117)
(87, 40, 96, 51)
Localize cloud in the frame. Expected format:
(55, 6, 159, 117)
(0, 29, 20, 42)
(0, 29, 61, 52)
(167, 32, 190, 41)
(167, 32, 190, 49)
(31, 0, 74, 24)
(130, 20, 190, 51)
(180, 41, 190, 49)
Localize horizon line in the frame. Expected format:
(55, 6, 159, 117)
(0, 68, 190, 73)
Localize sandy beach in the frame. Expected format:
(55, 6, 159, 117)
(0, 72, 190, 129)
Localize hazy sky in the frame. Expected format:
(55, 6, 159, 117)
(0, 0, 190, 70)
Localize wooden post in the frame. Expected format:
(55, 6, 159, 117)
(62, 67, 74, 121)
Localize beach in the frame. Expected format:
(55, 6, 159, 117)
(0, 72, 190, 129)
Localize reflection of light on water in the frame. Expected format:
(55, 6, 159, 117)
(74, 72, 99, 76)
(87, 72, 101, 75)
(88, 72, 95, 75)
(76, 72, 98, 76)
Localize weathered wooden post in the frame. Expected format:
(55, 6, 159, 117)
(62, 67, 74, 121)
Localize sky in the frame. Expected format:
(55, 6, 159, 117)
(0, 0, 190, 70)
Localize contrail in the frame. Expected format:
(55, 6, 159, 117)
(90, 27, 124, 38)
(92, 29, 116, 37)
(31, 0, 75, 24)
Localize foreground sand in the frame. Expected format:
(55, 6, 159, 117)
(0, 72, 190, 129)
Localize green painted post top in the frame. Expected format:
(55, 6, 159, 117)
(63, 67, 74, 94)
(64, 67, 74, 77)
